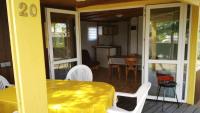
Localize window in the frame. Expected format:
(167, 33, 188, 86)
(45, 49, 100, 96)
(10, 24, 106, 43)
(88, 27, 97, 41)
(51, 23, 66, 48)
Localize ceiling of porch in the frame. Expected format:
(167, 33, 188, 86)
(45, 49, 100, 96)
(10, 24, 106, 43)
(80, 8, 143, 22)
(40, 0, 199, 9)
(40, 0, 141, 9)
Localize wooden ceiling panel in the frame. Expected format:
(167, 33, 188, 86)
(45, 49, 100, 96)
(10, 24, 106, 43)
(40, 0, 142, 8)
(40, 0, 76, 9)
(81, 8, 143, 22)
(76, 0, 142, 7)
(51, 13, 75, 23)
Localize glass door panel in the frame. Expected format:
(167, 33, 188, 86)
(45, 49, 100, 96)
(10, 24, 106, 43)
(145, 4, 188, 101)
(147, 6, 180, 99)
(182, 5, 191, 100)
(149, 7, 180, 60)
(54, 62, 77, 79)
(46, 8, 81, 79)
(50, 13, 77, 61)
(148, 63, 177, 97)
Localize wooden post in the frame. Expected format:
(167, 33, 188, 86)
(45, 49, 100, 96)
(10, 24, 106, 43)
(6, 0, 48, 112)
(187, 5, 200, 104)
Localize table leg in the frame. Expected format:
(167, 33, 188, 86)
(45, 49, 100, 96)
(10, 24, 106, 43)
(134, 66, 137, 81)
(126, 66, 128, 81)
(117, 65, 120, 80)
(109, 65, 112, 80)
(93, 48, 97, 61)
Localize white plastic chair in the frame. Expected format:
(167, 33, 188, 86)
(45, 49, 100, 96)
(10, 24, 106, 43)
(0, 75, 11, 89)
(66, 65, 93, 81)
(107, 82, 151, 113)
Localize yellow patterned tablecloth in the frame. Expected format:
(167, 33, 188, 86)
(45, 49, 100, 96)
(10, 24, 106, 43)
(0, 80, 115, 113)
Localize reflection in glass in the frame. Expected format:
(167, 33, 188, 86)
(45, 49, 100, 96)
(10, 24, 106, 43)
(149, 7, 180, 60)
(54, 62, 77, 79)
(185, 6, 190, 60)
(148, 64, 177, 98)
(51, 13, 77, 61)
(182, 64, 188, 100)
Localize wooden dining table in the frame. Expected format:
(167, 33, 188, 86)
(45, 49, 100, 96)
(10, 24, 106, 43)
(108, 55, 142, 65)
(0, 80, 115, 113)
(108, 55, 142, 79)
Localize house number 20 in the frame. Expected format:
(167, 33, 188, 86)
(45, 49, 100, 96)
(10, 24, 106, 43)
(19, 2, 37, 17)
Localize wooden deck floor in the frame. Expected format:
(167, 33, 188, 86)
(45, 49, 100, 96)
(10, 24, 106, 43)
(143, 100, 200, 113)
(94, 68, 200, 113)
(93, 67, 141, 93)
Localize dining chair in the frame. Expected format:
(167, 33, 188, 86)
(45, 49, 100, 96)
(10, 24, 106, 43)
(0, 75, 11, 89)
(109, 64, 121, 80)
(107, 82, 151, 113)
(65, 65, 93, 81)
(125, 57, 138, 81)
(108, 56, 123, 80)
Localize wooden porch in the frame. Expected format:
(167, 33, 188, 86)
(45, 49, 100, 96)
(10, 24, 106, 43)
(143, 100, 200, 113)
(93, 68, 200, 113)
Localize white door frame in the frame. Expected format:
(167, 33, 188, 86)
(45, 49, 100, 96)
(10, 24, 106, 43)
(45, 8, 82, 79)
(144, 3, 189, 102)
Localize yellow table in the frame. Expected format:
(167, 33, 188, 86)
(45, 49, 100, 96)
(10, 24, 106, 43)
(0, 80, 115, 113)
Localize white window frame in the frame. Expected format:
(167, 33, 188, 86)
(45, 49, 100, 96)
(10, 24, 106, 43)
(88, 26, 97, 41)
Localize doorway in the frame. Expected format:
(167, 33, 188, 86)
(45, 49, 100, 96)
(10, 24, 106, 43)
(80, 7, 144, 93)
(45, 3, 191, 102)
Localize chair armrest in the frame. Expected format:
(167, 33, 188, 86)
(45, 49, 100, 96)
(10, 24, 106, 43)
(113, 92, 137, 107)
(116, 92, 137, 98)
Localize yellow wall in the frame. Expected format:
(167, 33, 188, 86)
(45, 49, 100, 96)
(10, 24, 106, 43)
(5, 1, 199, 113)
(6, 0, 48, 113)
(187, 5, 200, 104)
(178, 0, 200, 6)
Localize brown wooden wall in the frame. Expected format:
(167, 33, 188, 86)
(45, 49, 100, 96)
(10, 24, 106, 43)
(0, 0, 14, 83)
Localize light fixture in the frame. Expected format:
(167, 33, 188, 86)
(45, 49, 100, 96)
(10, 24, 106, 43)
(116, 14, 123, 18)
(76, 0, 86, 2)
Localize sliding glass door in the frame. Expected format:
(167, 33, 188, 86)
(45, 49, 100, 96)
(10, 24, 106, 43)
(144, 3, 189, 102)
(46, 8, 81, 79)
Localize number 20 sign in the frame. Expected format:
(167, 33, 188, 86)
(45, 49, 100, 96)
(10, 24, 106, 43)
(19, 2, 37, 17)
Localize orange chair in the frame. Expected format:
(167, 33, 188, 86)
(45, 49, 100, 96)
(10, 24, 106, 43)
(108, 56, 122, 80)
(109, 64, 121, 80)
(125, 57, 138, 81)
